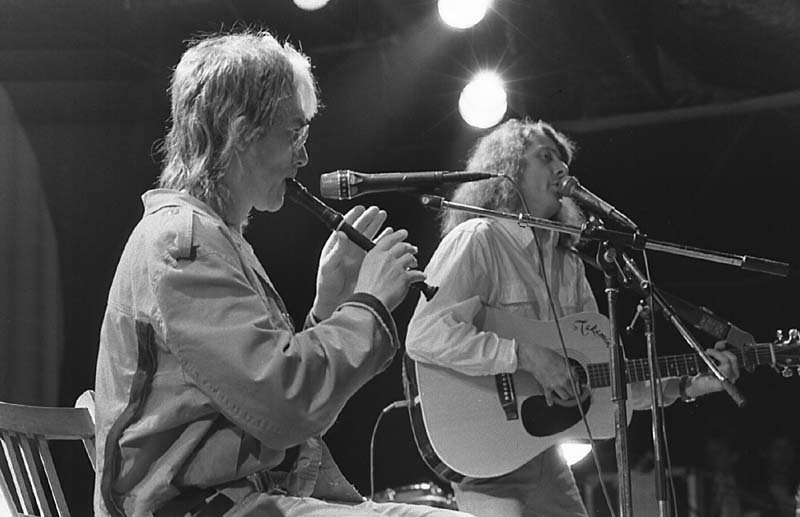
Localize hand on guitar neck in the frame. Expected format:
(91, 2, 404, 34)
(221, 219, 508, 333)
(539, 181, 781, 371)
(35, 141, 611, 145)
(682, 341, 741, 400)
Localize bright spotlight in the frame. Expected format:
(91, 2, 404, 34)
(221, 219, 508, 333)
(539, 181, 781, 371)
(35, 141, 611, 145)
(438, 0, 492, 29)
(294, 0, 329, 11)
(458, 71, 507, 129)
(559, 442, 592, 466)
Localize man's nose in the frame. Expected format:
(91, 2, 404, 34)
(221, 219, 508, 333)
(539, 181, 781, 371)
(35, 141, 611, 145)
(553, 160, 569, 180)
(294, 144, 309, 168)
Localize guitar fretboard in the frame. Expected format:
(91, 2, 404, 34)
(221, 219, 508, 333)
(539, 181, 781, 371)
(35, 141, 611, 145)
(585, 344, 772, 387)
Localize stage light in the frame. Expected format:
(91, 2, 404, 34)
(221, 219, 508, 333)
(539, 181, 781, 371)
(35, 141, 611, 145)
(438, 0, 491, 29)
(294, 0, 329, 11)
(559, 442, 592, 466)
(458, 71, 507, 129)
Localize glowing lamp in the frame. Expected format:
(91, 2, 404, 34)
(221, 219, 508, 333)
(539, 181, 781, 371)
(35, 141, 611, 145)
(438, 0, 492, 29)
(458, 71, 507, 129)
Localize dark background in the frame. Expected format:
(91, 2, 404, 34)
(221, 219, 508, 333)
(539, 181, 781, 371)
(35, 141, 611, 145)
(2, 0, 799, 513)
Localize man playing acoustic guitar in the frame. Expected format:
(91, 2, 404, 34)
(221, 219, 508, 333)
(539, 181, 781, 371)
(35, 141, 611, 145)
(405, 118, 740, 517)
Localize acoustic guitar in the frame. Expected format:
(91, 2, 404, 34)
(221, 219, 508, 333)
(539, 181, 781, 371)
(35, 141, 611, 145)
(405, 309, 799, 482)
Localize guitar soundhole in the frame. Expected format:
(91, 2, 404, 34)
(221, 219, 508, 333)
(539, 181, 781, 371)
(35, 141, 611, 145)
(520, 392, 592, 437)
(520, 361, 592, 437)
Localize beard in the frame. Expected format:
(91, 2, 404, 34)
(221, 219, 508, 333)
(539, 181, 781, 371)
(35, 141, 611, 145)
(554, 197, 586, 247)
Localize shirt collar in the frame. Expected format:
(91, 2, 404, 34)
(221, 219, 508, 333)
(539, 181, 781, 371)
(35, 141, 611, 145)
(499, 219, 558, 247)
(496, 217, 558, 249)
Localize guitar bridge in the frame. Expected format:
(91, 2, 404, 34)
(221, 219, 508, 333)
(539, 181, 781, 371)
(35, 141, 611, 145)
(495, 374, 519, 420)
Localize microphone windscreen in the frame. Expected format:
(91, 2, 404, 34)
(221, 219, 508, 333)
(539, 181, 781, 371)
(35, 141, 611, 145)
(319, 171, 345, 200)
(557, 176, 580, 196)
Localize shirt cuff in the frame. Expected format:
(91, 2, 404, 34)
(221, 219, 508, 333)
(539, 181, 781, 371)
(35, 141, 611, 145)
(504, 338, 520, 373)
(678, 375, 697, 403)
(338, 292, 399, 349)
(660, 377, 683, 406)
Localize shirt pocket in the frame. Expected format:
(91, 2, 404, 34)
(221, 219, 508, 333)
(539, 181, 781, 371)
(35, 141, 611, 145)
(494, 282, 544, 320)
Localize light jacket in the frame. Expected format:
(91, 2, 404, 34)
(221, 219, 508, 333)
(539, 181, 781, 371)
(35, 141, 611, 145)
(94, 189, 398, 516)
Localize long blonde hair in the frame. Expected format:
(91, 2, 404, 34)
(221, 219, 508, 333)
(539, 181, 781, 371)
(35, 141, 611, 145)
(441, 118, 584, 244)
(158, 29, 318, 222)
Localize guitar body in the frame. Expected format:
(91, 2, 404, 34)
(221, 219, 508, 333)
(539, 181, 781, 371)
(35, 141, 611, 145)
(406, 310, 795, 481)
(406, 310, 632, 482)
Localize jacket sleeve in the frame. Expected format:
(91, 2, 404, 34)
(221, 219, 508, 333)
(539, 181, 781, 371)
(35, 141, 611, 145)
(148, 210, 398, 451)
(406, 225, 518, 376)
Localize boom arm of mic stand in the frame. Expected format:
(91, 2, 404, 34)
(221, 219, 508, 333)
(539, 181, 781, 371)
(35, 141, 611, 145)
(419, 195, 585, 237)
(421, 195, 789, 278)
(579, 225, 790, 278)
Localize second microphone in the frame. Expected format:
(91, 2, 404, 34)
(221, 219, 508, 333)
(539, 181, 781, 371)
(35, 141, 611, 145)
(320, 169, 500, 200)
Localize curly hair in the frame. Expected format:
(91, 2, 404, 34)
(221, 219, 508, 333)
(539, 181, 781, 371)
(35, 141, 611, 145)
(441, 118, 583, 240)
(158, 28, 318, 222)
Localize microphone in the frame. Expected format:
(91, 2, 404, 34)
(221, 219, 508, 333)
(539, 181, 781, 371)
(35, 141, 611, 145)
(319, 170, 500, 200)
(557, 176, 638, 231)
(284, 179, 438, 301)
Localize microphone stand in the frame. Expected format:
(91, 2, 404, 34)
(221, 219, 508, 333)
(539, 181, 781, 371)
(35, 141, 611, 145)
(419, 195, 788, 517)
(639, 300, 672, 517)
(620, 250, 746, 517)
(596, 241, 634, 517)
(594, 236, 669, 517)
(577, 242, 759, 517)
(577, 243, 745, 517)
(616, 251, 671, 517)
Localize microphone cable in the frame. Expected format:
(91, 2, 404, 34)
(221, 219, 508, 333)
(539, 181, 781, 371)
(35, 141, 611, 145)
(369, 399, 410, 501)
(503, 174, 618, 517)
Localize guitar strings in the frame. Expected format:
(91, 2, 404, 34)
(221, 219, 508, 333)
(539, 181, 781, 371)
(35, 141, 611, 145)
(584, 343, 776, 387)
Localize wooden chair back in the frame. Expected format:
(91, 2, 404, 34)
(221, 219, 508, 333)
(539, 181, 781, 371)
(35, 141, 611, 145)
(0, 397, 95, 516)
(73, 390, 96, 471)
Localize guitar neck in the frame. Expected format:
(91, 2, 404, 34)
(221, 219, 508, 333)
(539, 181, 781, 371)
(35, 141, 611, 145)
(587, 343, 771, 387)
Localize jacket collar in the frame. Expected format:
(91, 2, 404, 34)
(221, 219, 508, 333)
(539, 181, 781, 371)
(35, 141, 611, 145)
(142, 189, 224, 222)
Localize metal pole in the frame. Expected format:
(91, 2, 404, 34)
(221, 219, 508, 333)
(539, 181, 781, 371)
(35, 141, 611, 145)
(599, 243, 633, 517)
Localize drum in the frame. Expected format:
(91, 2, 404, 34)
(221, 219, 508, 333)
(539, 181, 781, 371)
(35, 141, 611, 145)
(373, 481, 457, 509)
